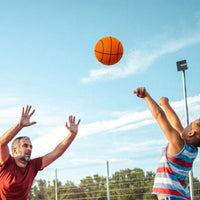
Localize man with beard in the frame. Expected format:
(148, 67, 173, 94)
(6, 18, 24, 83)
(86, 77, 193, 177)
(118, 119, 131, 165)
(0, 105, 80, 200)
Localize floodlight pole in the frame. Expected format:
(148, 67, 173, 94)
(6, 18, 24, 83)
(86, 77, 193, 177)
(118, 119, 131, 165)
(176, 60, 194, 200)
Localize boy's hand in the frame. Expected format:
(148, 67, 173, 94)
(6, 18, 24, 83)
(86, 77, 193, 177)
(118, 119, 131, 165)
(133, 87, 148, 98)
(159, 97, 169, 106)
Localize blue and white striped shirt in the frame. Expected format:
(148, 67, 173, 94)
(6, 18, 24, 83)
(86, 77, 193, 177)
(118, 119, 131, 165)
(153, 141, 198, 200)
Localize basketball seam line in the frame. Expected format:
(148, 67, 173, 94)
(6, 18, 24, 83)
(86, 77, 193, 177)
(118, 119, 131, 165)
(95, 51, 123, 55)
(108, 36, 112, 65)
(100, 40, 104, 62)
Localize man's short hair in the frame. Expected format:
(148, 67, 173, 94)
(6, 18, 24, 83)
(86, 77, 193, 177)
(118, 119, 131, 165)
(11, 136, 30, 155)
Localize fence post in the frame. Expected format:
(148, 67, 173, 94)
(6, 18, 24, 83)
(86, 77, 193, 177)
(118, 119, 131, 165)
(106, 160, 110, 200)
(55, 168, 58, 200)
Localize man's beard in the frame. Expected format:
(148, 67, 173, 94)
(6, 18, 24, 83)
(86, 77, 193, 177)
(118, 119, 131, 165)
(20, 153, 31, 162)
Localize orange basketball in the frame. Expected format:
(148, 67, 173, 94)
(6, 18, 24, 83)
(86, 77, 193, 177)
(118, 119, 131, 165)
(94, 36, 123, 65)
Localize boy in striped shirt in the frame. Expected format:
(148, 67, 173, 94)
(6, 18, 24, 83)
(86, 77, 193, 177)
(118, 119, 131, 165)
(134, 87, 200, 200)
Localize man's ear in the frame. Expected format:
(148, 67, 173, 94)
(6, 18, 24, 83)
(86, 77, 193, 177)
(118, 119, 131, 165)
(12, 147, 17, 155)
(189, 131, 196, 137)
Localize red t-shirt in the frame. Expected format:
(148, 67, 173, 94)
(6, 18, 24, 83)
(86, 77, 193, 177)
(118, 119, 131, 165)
(0, 155, 43, 200)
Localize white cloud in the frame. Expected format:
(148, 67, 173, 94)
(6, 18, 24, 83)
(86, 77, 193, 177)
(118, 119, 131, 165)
(170, 94, 200, 125)
(32, 126, 70, 157)
(69, 158, 107, 165)
(0, 107, 21, 124)
(68, 157, 135, 166)
(81, 29, 200, 83)
(0, 97, 20, 106)
(77, 94, 200, 138)
(78, 110, 152, 137)
(2, 94, 200, 159)
(111, 139, 166, 153)
(109, 119, 155, 133)
(31, 94, 200, 157)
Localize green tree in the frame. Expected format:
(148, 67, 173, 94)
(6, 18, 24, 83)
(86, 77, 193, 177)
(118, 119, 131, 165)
(28, 179, 47, 200)
(28, 168, 200, 200)
(110, 168, 143, 200)
(46, 181, 55, 200)
(59, 180, 87, 200)
(143, 171, 156, 200)
(192, 177, 200, 200)
(80, 174, 107, 200)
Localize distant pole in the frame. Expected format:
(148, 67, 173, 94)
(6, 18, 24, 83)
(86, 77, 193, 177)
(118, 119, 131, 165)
(106, 160, 110, 200)
(55, 168, 58, 200)
(176, 60, 194, 200)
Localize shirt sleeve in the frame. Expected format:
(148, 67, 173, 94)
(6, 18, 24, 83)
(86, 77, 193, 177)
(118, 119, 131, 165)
(0, 155, 13, 171)
(30, 157, 43, 172)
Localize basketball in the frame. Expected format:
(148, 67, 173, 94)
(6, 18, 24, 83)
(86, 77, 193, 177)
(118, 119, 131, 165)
(94, 36, 123, 65)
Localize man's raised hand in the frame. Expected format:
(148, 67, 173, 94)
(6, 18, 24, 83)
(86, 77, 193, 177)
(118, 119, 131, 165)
(65, 116, 80, 135)
(19, 105, 36, 127)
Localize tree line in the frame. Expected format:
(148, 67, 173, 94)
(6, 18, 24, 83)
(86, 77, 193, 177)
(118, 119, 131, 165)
(28, 168, 200, 200)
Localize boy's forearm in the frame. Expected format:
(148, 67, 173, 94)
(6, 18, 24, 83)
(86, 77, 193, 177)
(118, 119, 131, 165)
(160, 100, 183, 133)
(161, 103, 179, 121)
(144, 94, 165, 120)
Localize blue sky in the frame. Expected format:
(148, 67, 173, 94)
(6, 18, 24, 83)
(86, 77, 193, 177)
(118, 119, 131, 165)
(0, 0, 200, 184)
